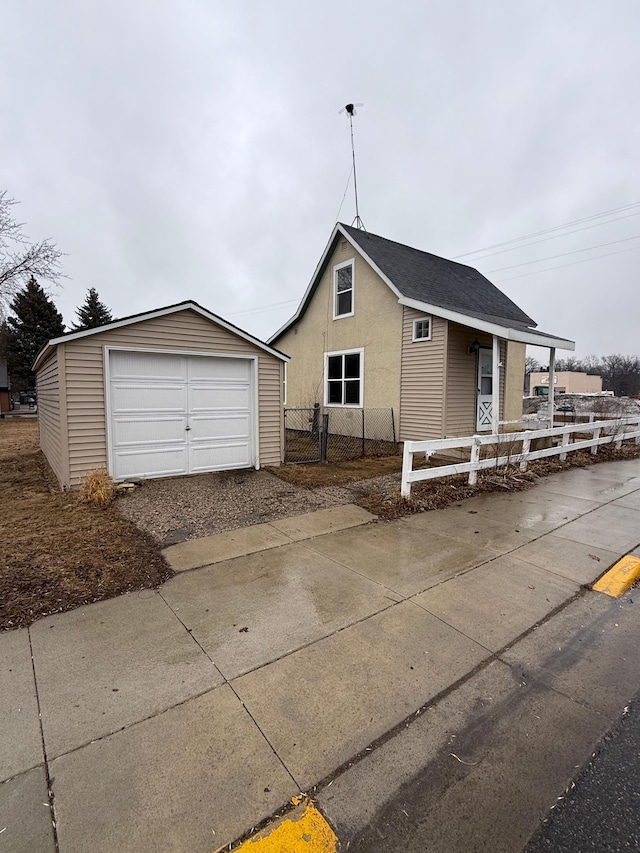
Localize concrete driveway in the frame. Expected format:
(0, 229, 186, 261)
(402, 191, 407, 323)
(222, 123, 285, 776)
(2, 459, 640, 852)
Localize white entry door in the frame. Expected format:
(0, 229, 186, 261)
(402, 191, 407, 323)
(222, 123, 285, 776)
(109, 350, 254, 480)
(476, 348, 494, 431)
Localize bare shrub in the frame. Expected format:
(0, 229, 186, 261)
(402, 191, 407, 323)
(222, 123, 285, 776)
(79, 468, 115, 508)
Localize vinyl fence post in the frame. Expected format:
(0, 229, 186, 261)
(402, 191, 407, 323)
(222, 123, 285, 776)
(591, 426, 601, 455)
(559, 430, 571, 462)
(401, 441, 412, 499)
(520, 436, 531, 472)
(469, 436, 481, 485)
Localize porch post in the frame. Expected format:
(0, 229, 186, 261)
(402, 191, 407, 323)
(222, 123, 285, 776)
(492, 335, 500, 433)
(548, 347, 556, 427)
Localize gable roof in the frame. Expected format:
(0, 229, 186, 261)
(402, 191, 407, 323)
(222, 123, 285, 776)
(33, 300, 289, 372)
(340, 224, 535, 328)
(269, 223, 574, 351)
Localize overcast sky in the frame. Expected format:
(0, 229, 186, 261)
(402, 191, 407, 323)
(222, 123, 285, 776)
(2, 0, 639, 360)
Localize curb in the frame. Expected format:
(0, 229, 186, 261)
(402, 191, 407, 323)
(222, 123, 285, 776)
(593, 554, 640, 597)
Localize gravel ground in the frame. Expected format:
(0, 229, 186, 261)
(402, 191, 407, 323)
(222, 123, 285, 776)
(116, 468, 371, 546)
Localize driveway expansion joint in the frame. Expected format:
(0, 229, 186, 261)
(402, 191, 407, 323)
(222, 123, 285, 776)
(27, 627, 59, 853)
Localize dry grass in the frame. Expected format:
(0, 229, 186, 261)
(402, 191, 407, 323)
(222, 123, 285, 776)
(0, 419, 171, 631)
(80, 467, 115, 508)
(266, 454, 412, 488)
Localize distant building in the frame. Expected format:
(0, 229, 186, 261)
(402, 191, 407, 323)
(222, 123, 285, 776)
(529, 371, 603, 396)
(0, 357, 10, 414)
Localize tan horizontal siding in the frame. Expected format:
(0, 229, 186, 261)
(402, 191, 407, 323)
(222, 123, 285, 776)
(64, 309, 283, 487)
(399, 308, 447, 441)
(35, 350, 65, 485)
(445, 325, 506, 436)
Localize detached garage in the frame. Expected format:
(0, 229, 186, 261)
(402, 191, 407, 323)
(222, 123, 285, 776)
(33, 301, 289, 490)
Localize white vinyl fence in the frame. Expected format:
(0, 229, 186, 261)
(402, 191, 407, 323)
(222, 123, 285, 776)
(401, 416, 640, 499)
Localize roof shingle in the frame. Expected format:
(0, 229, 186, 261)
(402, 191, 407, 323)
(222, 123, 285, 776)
(341, 223, 536, 328)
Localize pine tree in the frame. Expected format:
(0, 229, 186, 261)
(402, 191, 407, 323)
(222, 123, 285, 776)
(5, 277, 65, 391)
(73, 288, 113, 331)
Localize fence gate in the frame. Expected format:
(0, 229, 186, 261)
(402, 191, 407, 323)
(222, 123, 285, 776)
(284, 406, 326, 463)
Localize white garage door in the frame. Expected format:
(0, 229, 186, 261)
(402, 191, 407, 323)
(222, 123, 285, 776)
(108, 350, 255, 481)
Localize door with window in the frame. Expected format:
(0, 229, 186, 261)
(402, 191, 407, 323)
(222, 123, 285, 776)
(476, 348, 493, 430)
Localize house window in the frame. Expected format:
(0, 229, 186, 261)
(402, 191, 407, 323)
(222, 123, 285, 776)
(412, 316, 432, 341)
(325, 349, 363, 406)
(333, 260, 354, 319)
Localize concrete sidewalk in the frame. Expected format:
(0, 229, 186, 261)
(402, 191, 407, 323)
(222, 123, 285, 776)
(1, 459, 640, 852)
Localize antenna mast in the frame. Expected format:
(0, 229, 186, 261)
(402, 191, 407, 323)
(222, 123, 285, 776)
(341, 103, 366, 230)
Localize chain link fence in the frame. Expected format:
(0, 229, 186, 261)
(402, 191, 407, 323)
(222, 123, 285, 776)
(284, 405, 398, 464)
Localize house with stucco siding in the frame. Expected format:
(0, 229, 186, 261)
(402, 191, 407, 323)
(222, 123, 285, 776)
(270, 223, 574, 440)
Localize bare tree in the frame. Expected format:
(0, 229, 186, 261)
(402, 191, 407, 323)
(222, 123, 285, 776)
(0, 191, 65, 317)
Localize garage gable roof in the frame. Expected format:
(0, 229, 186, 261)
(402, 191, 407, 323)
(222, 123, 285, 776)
(33, 300, 289, 371)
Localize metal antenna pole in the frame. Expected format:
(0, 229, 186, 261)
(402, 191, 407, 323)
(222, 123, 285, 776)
(349, 111, 365, 230)
(341, 103, 366, 230)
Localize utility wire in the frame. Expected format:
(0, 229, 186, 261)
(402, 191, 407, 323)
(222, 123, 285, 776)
(485, 234, 640, 274)
(452, 201, 640, 259)
(467, 211, 640, 261)
(494, 244, 640, 283)
(226, 298, 299, 318)
(224, 204, 640, 320)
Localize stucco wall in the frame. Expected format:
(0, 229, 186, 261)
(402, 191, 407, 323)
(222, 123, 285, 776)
(274, 236, 403, 416)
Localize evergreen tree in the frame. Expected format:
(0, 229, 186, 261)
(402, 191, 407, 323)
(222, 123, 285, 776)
(5, 277, 64, 391)
(73, 287, 113, 331)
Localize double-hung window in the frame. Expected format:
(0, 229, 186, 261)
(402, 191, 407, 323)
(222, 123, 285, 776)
(333, 260, 354, 318)
(325, 349, 363, 406)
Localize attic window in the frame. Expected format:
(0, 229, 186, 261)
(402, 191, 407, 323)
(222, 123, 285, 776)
(412, 316, 432, 342)
(333, 260, 354, 319)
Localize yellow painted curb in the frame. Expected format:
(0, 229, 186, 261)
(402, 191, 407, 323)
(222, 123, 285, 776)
(593, 555, 640, 597)
(226, 799, 338, 852)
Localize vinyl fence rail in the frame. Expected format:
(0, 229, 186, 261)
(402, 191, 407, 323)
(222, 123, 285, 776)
(401, 416, 640, 499)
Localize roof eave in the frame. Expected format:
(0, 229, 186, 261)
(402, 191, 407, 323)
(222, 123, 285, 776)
(33, 301, 290, 372)
(399, 297, 575, 351)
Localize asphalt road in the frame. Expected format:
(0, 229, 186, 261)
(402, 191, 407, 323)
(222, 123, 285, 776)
(525, 691, 640, 852)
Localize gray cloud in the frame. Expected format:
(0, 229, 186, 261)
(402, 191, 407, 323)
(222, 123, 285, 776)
(2, 0, 639, 357)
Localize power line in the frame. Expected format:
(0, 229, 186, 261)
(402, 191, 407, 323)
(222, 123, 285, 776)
(452, 201, 640, 259)
(494, 244, 640, 283)
(223, 205, 640, 321)
(467, 211, 640, 262)
(485, 234, 640, 274)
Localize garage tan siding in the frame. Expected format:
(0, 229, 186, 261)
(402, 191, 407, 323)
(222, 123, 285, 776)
(399, 308, 447, 440)
(36, 349, 65, 485)
(445, 324, 506, 436)
(63, 309, 283, 487)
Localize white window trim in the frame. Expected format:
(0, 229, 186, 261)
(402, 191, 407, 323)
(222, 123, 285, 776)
(333, 258, 355, 320)
(324, 347, 364, 408)
(412, 315, 432, 342)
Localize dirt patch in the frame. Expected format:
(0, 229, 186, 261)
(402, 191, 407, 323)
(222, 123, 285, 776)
(265, 455, 408, 488)
(0, 419, 171, 631)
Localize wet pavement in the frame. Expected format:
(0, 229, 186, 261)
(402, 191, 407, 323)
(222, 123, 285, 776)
(1, 458, 640, 852)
